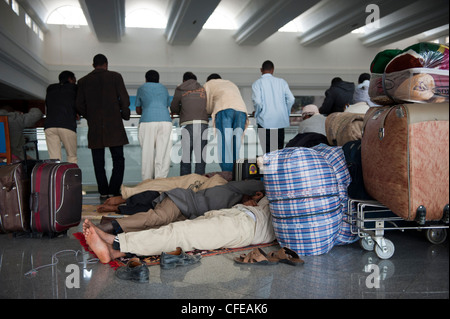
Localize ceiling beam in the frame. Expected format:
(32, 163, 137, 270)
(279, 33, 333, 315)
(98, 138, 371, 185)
(79, 0, 125, 43)
(359, 0, 449, 47)
(165, 0, 221, 45)
(234, 0, 320, 45)
(297, 0, 412, 47)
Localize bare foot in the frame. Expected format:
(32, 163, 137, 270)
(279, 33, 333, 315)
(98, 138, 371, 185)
(84, 219, 115, 245)
(84, 226, 112, 264)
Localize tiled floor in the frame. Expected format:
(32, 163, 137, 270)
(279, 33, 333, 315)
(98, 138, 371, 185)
(0, 193, 448, 300)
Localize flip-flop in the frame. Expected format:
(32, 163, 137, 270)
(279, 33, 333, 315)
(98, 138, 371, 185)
(268, 247, 304, 266)
(234, 248, 279, 265)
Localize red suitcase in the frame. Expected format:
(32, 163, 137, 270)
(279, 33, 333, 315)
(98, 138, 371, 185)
(30, 162, 82, 235)
(361, 103, 449, 222)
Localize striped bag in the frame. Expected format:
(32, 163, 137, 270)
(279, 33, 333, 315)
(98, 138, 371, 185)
(312, 144, 357, 245)
(263, 147, 343, 255)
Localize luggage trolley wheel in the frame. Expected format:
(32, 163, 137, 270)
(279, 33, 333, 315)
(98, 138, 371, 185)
(359, 236, 375, 251)
(425, 228, 447, 245)
(374, 238, 395, 260)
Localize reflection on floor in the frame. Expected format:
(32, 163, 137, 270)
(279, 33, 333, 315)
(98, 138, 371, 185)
(0, 193, 448, 300)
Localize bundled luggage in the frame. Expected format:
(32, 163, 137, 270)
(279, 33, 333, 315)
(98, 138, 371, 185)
(361, 103, 449, 222)
(325, 112, 365, 146)
(263, 145, 356, 256)
(369, 42, 449, 105)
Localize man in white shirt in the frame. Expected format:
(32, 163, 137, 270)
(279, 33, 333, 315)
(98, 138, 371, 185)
(252, 60, 295, 154)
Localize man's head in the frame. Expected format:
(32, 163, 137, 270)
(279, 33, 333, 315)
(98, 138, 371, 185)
(241, 191, 265, 206)
(302, 104, 319, 120)
(145, 70, 160, 83)
(261, 60, 274, 75)
(93, 54, 108, 69)
(183, 72, 197, 82)
(206, 73, 221, 82)
(58, 70, 76, 84)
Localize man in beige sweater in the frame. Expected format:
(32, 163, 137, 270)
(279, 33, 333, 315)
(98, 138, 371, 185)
(203, 74, 248, 172)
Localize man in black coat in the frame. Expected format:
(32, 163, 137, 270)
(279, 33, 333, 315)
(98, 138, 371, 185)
(45, 70, 78, 163)
(319, 77, 355, 115)
(76, 54, 130, 199)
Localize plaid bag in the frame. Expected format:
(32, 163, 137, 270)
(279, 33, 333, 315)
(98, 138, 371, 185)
(263, 147, 343, 255)
(312, 144, 358, 245)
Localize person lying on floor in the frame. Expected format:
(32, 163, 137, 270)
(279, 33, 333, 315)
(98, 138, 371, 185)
(94, 179, 265, 235)
(83, 192, 275, 264)
(97, 173, 228, 214)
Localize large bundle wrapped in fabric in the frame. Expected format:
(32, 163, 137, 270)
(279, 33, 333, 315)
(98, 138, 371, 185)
(369, 42, 449, 105)
(263, 145, 356, 256)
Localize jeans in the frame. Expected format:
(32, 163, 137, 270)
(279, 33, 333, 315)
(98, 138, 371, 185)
(91, 146, 124, 196)
(215, 109, 247, 172)
(180, 123, 208, 176)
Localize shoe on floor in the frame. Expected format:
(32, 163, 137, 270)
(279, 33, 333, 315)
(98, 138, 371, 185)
(160, 247, 201, 270)
(115, 258, 149, 283)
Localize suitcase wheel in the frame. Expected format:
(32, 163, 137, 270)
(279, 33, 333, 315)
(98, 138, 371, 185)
(425, 228, 447, 245)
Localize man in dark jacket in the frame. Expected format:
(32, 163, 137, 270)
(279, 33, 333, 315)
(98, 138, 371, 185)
(170, 72, 209, 176)
(76, 54, 130, 199)
(45, 70, 78, 163)
(319, 77, 355, 115)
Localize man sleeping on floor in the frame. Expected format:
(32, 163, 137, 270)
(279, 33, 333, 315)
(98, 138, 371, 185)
(94, 174, 266, 235)
(83, 192, 276, 264)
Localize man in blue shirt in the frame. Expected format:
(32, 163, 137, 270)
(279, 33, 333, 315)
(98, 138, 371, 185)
(252, 60, 295, 154)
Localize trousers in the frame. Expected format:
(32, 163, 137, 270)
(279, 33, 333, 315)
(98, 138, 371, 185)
(91, 146, 124, 196)
(139, 121, 173, 180)
(117, 208, 255, 256)
(44, 127, 77, 163)
(215, 109, 247, 172)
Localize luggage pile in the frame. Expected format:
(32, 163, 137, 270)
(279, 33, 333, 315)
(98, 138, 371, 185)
(0, 160, 82, 237)
(362, 42, 449, 224)
(262, 145, 357, 256)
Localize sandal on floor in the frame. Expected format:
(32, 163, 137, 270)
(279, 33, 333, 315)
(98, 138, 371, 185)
(268, 247, 304, 266)
(234, 248, 279, 265)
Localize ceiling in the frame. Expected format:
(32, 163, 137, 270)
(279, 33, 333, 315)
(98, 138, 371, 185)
(17, 0, 449, 45)
(2, 0, 449, 100)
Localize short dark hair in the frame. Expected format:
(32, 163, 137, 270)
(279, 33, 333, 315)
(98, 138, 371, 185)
(145, 70, 159, 83)
(331, 77, 343, 85)
(93, 54, 108, 67)
(261, 60, 274, 71)
(206, 73, 221, 81)
(183, 72, 197, 82)
(358, 73, 370, 83)
(58, 71, 75, 84)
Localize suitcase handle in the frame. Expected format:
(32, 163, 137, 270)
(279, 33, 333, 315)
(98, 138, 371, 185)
(30, 192, 39, 213)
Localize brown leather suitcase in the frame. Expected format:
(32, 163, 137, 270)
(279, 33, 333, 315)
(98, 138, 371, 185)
(361, 103, 449, 222)
(30, 162, 82, 235)
(0, 162, 31, 233)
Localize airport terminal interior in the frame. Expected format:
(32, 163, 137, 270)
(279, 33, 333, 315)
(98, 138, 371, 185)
(0, 0, 449, 300)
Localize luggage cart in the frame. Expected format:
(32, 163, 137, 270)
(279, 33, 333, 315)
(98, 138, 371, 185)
(346, 198, 449, 259)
